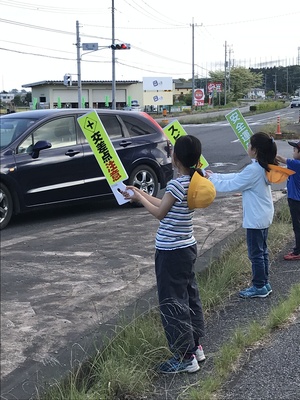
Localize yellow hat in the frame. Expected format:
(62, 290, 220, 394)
(187, 172, 216, 209)
(266, 164, 295, 184)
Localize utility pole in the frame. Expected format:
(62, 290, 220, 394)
(191, 19, 195, 109)
(273, 71, 277, 99)
(224, 41, 227, 106)
(228, 45, 233, 94)
(111, 0, 116, 110)
(76, 20, 82, 108)
(191, 20, 202, 109)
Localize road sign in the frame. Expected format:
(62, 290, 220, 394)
(82, 43, 98, 51)
(207, 82, 222, 93)
(194, 89, 205, 106)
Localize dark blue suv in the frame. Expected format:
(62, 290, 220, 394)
(0, 109, 173, 229)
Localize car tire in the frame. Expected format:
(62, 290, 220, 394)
(0, 183, 13, 230)
(128, 165, 159, 207)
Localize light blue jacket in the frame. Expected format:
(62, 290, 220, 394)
(209, 160, 274, 229)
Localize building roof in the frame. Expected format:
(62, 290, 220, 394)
(22, 80, 140, 88)
(172, 80, 193, 89)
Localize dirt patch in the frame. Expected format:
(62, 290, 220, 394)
(280, 124, 300, 140)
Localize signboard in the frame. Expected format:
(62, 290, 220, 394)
(163, 120, 209, 169)
(194, 88, 205, 106)
(207, 82, 222, 93)
(77, 111, 131, 205)
(82, 43, 98, 51)
(143, 91, 173, 106)
(225, 109, 253, 151)
(143, 77, 173, 91)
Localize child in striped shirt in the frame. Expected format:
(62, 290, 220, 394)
(122, 135, 205, 374)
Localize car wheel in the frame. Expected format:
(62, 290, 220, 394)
(128, 165, 159, 201)
(0, 183, 13, 230)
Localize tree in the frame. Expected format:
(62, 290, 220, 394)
(24, 92, 32, 105)
(250, 65, 300, 96)
(209, 67, 263, 101)
(13, 95, 22, 106)
(184, 92, 192, 106)
(266, 90, 275, 98)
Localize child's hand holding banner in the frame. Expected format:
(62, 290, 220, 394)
(163, 120, 209, 169)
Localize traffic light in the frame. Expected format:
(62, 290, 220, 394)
(110, 43, 131, 50)
(63, 74, 72, 86)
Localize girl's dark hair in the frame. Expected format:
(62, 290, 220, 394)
(173, 135, 203, 177)
(250, 132, 278, 171)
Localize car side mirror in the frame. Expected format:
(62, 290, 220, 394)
(31, 140, 52, 159)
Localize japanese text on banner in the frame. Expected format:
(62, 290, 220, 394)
(77, 111, 128, 185)
(225, 109, 253, 151)
(163, 120, 209, 169)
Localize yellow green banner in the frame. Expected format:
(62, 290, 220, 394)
(163, 120, 209, 169)
(225, 108, 253, 151)
(77, 111, 128, 186)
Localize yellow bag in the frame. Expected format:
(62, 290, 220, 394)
(187, 172, 216, 209)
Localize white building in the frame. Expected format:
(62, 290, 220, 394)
(0, 92, 15, 103)
(247, 88, 266, 99)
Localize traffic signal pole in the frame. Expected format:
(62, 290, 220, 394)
(111, 0, 116, 110)
(75, 7, 129, 111)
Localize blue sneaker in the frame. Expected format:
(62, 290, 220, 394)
(239, 285, 269, 298)
(265, 283, 272, 294)
(158, 355, 200, 374)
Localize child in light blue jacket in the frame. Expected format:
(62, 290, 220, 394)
(206, 132, 278, 298)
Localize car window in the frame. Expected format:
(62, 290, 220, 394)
(17, 117, 77, 154)
(0, 118, 36, 150)
(119, 115, 157, 137)
(79, 114, 124, 143)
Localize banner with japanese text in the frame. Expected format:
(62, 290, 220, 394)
(225, 109, 253, 151)
(77, 110, 129, 205)
(163, 120, 209, 169)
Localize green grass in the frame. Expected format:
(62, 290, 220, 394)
(36, 201, 299, 400)
(188, 283, 300, 400)
(158, 101, 290, 127)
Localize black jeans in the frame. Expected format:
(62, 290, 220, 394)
(288, 198, 300, 255)
(155, 244, 205, 357)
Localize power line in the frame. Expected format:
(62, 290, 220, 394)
(0, 46, 111, 64)
(0, 0, 107, 14)
(0, 18, 109, 40)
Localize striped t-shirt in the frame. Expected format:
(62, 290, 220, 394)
(155, 175, 196, 250)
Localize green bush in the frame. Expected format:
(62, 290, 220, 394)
(256, 101, 286, 112)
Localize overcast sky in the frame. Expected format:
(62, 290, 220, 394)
(1, 0, 300, 92)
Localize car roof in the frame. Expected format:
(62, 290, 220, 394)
(1, 108, 146, 119)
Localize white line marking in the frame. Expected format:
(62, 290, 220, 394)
(42, 251, 93, 257)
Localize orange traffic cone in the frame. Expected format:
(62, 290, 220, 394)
(276, 116, 282, 135)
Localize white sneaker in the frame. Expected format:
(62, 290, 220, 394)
(195, 345, 206, 362)
(158, 354, 200, 374)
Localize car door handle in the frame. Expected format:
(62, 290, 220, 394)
(65, 150, 80, 157)
(119, 140, 132, 147)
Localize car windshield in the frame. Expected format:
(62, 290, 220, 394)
(0, 117, 37, 150)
